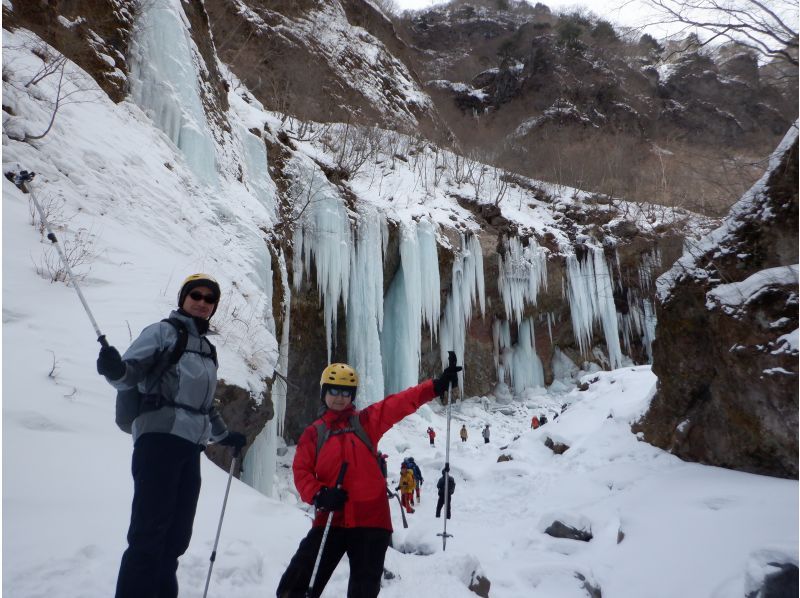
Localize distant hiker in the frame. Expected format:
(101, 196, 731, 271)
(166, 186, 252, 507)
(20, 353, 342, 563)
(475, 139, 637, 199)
(435, 469, 456, 519)
(96, 273, 246, 598)
(482, 424, 490, 444)
(427, 426, 436, 446)
(405, 457, 423, 503)
(276, 357, 462, 598)
(396, 462, 416, 513)
(531, 416, 540, 430)
(460, 424, 468, 442)
(540, 414, 548, 426)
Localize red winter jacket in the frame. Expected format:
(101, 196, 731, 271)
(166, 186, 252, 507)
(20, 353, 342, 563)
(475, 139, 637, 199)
(293, 379, 437, 531)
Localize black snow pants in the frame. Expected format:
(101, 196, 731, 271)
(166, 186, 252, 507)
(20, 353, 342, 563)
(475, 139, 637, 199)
(435, 494, 453, 519)
(276, 526, 392, 598)
(115, 433, 202, 598)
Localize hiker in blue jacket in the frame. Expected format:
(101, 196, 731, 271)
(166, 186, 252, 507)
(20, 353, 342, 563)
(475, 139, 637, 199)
(96, 273, 246, 598)
(404, 457, 423, 504)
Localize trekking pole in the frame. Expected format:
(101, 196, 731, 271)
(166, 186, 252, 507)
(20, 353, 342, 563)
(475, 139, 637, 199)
(13, 170, 109, 349)
(306, 462, 348, 598)
(202, 447, 240, 598)
(437, 351, 457, 551)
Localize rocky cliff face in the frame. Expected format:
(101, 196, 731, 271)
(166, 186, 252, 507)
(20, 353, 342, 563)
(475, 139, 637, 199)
(204, 0, 449, 141)
(397, 1, 797, 214)
(636, 126, 799, 479)
(3, 0, 136, 102)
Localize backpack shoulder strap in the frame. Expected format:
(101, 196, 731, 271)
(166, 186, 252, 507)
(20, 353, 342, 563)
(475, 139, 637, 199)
(348, 414, 376, 456)
(161, 318, 189, 365)
(315, 421, 331, 459)
(313, 415, 383, 473)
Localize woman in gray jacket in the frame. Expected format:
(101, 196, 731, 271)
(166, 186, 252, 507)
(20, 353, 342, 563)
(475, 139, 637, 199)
(97, 273, 246, 598)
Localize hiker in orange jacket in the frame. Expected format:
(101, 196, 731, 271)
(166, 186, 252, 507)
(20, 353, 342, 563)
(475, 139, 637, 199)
(276, 359, 462, 598)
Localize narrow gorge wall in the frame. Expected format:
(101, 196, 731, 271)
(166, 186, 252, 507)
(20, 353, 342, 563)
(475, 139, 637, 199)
(636, 126, 799, 479)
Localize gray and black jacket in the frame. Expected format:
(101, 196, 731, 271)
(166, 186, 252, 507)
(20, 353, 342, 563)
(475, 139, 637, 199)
(106, 310, 228, 446)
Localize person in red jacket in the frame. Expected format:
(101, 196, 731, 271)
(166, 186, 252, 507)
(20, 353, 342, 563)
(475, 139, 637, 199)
(427, 426, 436, 446)
(276, 360, 461, 598)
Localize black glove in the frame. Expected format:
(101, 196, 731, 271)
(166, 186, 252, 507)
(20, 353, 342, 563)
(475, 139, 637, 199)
(97, 346, 126, 380)
(219, 431, 247, 450)
(433, 363, 462, 395)
(314, 486, 348, 511)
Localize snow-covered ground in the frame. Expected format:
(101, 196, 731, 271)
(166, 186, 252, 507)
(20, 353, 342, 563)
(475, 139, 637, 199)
(4, 348, 798, 598)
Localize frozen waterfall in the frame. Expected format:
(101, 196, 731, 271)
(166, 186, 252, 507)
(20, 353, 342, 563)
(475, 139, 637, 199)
(347, 207, 387, 406)
(439, 233, 486, 391)
(128, 0, 218, 187)
(291, 158, 352, 363)
(382, 219, 441, 395)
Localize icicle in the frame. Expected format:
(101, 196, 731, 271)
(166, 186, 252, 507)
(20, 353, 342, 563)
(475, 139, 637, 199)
(242, 246, 288, 498)
(642, 299, 657, 362)
(290, 159, 351, 362)
(438, 232, 486, 392)
(510, 319, 545, 394)
(566, 244, 623, 369)
(382, 219, 440, 394)
(496, 320, 512, 387)
(418, 219, 441, 338)
(347, 206, 385, 406)
(497, 236, 548, 324)
(639, 247, 663, 292)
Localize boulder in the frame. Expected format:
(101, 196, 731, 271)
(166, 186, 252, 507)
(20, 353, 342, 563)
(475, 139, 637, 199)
(636, 127, 798, 478)
(544, 436, 570, 454)
(469, 572, 491, 597)
(544, 520, 593, 542)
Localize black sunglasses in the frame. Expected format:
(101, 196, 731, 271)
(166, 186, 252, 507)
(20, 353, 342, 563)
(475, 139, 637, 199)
(189, 291, 218, 304)
(328, 387, 353, 397)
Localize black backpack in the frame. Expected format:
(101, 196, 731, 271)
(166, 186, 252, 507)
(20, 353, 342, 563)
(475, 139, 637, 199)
(115, 318, 190, 433)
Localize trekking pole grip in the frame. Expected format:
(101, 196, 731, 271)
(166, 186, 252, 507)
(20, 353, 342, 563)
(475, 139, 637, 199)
(98, 335, 110, 348)
(448, 351, 457, 368)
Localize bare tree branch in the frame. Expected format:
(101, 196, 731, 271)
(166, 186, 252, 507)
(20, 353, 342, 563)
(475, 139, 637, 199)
(645, 0, 798, 65)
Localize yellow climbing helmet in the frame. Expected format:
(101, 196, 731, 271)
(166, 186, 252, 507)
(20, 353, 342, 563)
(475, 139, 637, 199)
(320, 363, 359, 388)
(177, 273, 221, 316)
